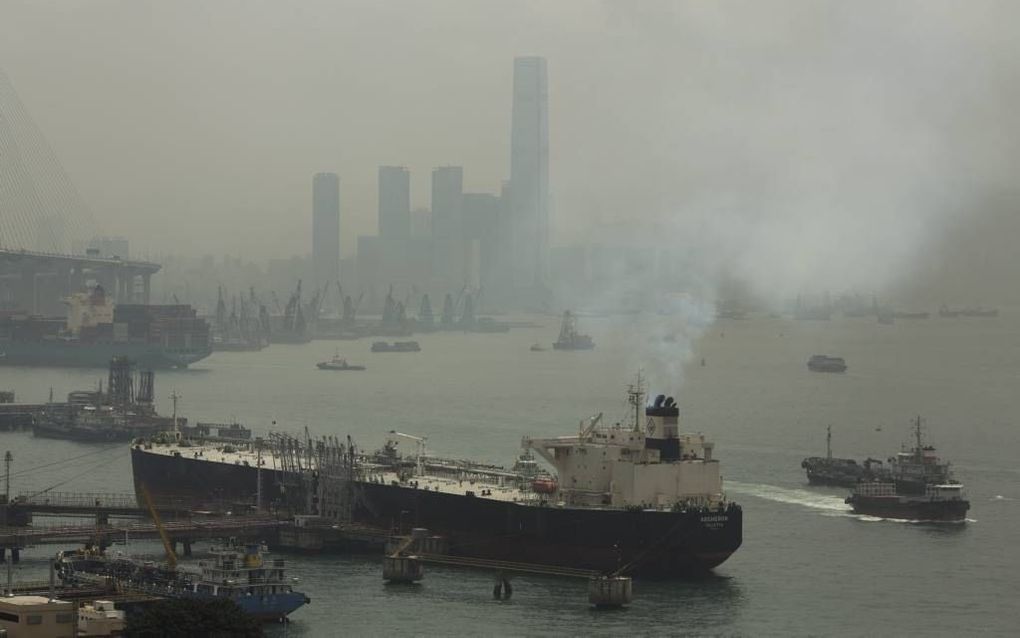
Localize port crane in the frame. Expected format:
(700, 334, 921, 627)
(387, 431, 427, 476)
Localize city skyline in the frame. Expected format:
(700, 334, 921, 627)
(4, 2, 1020, 304)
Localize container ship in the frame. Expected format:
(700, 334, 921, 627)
(0, 286, 210, 368)
(131, 382, 742, 578)
(845, 418, 970, 522)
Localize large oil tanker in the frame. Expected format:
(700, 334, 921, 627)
(131, 383, 742, 578)
(0, 286, 210, 368)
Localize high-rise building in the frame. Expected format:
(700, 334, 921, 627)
(431, 166, 465, 289)
(378, 166, 410, 239)
(463, 193, 504, 299)
(509, 56, 549, 291)
(410, 207, 432, 238)
(430, 166, 464, 240)
(312, 172, 340, 290)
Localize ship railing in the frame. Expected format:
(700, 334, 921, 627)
(854, 482, 896, 496)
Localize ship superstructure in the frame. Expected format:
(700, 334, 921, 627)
(523, 387, 725, 509)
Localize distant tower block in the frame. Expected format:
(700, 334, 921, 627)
(312, 173, 341, 291)
(378, 166, 411, 239)
(509, 56, 549, 291)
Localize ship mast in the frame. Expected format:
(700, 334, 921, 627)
(170, 390, 181, 437)
(627, 372, 645, 432)
(914, 415, 923, 461)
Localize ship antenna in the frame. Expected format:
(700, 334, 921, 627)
(826, 425, 832, 460)
(170, 390, 181, 437)
(914, 415, 922, 460)
(628, 371, 645, 432)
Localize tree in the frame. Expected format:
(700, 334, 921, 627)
(126, 598, 264, 637)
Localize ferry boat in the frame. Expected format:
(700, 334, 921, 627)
(57, 539, 309, 621)
(371, 340, 421, 352)
(131, 381, 742, 578)
(845, 418, 970, 522)
(807, 355, 847, 373)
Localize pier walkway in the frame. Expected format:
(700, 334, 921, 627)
(0, 516, 290, 553)
(14, 491, 190, 521)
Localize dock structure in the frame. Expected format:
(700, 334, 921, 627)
(13, 491, 191, 523)
(0, 402, 48, 430)
(413, 553, 599, 579)
(0, 516, 290, 562)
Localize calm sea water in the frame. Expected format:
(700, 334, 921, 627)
(1, 313, 1018, 636)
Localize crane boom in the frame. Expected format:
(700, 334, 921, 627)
(140, 483, 177, 570)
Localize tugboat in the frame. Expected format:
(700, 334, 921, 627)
(58, 539, 310, 621)
(807, 355, 847, 373)
(845, 417, 970, 522)
(371, 341, 421, 353)
(552, 311, 595, 350)
(801, 426, 887, 487)
(316, 351, 366, 371)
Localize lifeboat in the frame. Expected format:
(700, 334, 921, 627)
(531, 478, 557, 494)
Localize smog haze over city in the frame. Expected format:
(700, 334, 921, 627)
(2, 0, 1019, 307)
(2, 4, 1020, 636)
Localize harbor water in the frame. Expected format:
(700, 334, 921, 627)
(1, 314, 1018, 636)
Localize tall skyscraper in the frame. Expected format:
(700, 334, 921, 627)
(509, 56, 549, 291)
(430, 166, 464, 240)
(431, 166, 465, 288)
(378, 166, 410, 239)
(312, 172, 340, 290)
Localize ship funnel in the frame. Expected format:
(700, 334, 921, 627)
(645, 396, 680, 441)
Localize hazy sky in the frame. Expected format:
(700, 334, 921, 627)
(2, 1, 1018, 299)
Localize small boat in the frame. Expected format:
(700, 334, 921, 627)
(58, 539, 310, 622)
(891, 310, 930, 320)
(807, 355, 847, 373)
(530, 343, 546, 352)
(552, 311, 595, 350)
(371, 341, 421, 353)
(316, 351, 366, 371)
(960, 307, 999, 318)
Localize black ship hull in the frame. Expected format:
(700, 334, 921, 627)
(131, 448, 741, 578)
(846, 495, 970, 522)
